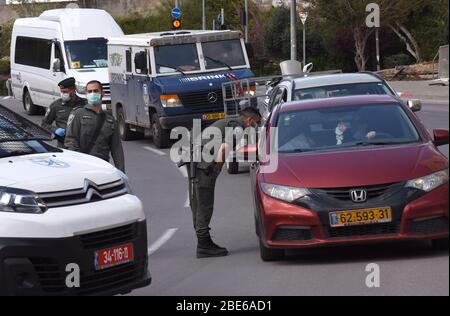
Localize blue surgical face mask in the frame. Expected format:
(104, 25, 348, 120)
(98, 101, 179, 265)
(61, 92, 71, 103)
(87, 92, 102, 105)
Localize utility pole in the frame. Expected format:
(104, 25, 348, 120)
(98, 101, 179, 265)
(299, 12, 308, 67)
(290, 0, 297, 61)
(175, 0, 179, 8)
(202, 0, 206, 30)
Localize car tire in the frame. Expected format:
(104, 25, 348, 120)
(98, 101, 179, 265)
(259, 236, 285, 262)
(23, 90, 40, 116)
(151, 113, 170, 149)
(227, 161, 239, 174)
(117, 107, 142, 141)
(255, 216, 260, 237)
(432, 238, 449, 250)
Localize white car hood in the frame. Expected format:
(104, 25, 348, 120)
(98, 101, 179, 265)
(0, 150, 121, 193)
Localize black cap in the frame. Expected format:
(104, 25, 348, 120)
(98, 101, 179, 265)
(58, 77, 76, 89)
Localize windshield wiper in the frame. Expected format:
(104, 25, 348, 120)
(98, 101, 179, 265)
(203, 55, 233, 71)
(155, 63, 186, 75)
(0, 150, 34, 158)
(0, 137, 48, 143)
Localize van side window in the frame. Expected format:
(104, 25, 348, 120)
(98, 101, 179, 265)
(134, 51, 148, 75)
(15, 36, 52, 69)
(126, 49, 132, 73)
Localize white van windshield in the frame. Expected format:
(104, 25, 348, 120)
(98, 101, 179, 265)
(65, 39, 108, 69)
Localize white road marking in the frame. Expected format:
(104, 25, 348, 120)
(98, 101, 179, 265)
(143, 146, 166, 156)
(147, 228, 179, 256)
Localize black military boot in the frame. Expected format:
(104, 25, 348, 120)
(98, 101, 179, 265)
(197, 236, 229, 258)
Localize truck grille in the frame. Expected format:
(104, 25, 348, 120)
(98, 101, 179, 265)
(179, 89, 224, 114)
(39, 179, 128, 208)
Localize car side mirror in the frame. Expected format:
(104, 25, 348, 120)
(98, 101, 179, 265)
(433, 129, 449, 147)
(303, 62, 314, 74)
(407, 99, 422, 112)
(52, 58, 61, 72)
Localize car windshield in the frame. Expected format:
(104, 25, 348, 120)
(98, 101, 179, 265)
(65, 39, 108, 69)
(154, 43, 200, 74)
(0, 141, 52, 158)
(202, 40, 246, 70)
(276, 103, 421, 154)
(294, 82, 395, 101)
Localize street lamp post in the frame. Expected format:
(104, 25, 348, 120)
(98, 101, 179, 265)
(290, 0, 297, 61)
(376, 28, 381, 71)
(299, 11, 308, 67)
(244, 0, 249, 44)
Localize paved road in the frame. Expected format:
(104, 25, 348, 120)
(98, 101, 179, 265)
(1, 96, 448, 296)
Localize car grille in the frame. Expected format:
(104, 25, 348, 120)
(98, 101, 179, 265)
(326, 222, 401, 239)
(313, 182, 403, 202)
(179, 89, 224, 114)
(272, 227, 312, 242)
(410, 217, 449, 234)
(39, 179, 128, 208)
(80, 224, 138, 250)
(31, 257, 147, 295)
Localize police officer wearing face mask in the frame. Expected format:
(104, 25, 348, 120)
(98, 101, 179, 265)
(65, 80, 125, 172)
(41, 77, 86, 148)
(186, 107, 262, 259)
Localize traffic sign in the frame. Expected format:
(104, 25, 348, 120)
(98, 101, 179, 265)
(299, 12, 308, 25)
(172, 7, 182, 19)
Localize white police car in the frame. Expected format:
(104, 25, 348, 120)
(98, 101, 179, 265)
(0, 104, 151, 296)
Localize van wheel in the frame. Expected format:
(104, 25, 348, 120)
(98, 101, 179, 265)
(151, 113, 170, 149)
(23, 90, 40, 115)
(227, 160, 239, 174)
(117, 107, 141, 141)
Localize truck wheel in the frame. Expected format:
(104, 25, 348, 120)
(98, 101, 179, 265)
(227, 160, 239, 174)
(151, 113, 170, 149)
(117, 107, 141, 141)
(23, 90, 40, 115)
(259, 236, 285, 262)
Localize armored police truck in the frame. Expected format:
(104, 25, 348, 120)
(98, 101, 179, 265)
(108, 30, 255, 148)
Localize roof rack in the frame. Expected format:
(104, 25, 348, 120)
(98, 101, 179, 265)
(0, 104, 52, 143)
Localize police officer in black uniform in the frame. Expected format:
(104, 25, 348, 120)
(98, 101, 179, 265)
(188, 107, 262, 258)
(65, 80, 125, 172)
(41, 77, 86, 148)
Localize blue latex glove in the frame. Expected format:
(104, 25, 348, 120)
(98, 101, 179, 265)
(55, 128, 66, 137)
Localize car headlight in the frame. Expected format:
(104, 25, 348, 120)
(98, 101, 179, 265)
(261, 183, 310, 202)
(405, 169, 449, 192)
(0, 187, 47, 214)
(160, 95, 183, 107)
(76, 82, 86, 95)
(118, 171, 134, 195)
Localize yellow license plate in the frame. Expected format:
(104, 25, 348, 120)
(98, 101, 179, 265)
(329, 207, 392, 228)
(202, 112, 225, 121)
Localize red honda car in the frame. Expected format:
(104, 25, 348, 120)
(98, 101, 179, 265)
(250, 95, 449, 261)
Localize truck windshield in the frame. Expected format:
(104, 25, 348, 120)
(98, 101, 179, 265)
(154, 43, 200, 74)
(65, 39, 108, 69)
(202, 40, 246, 70)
